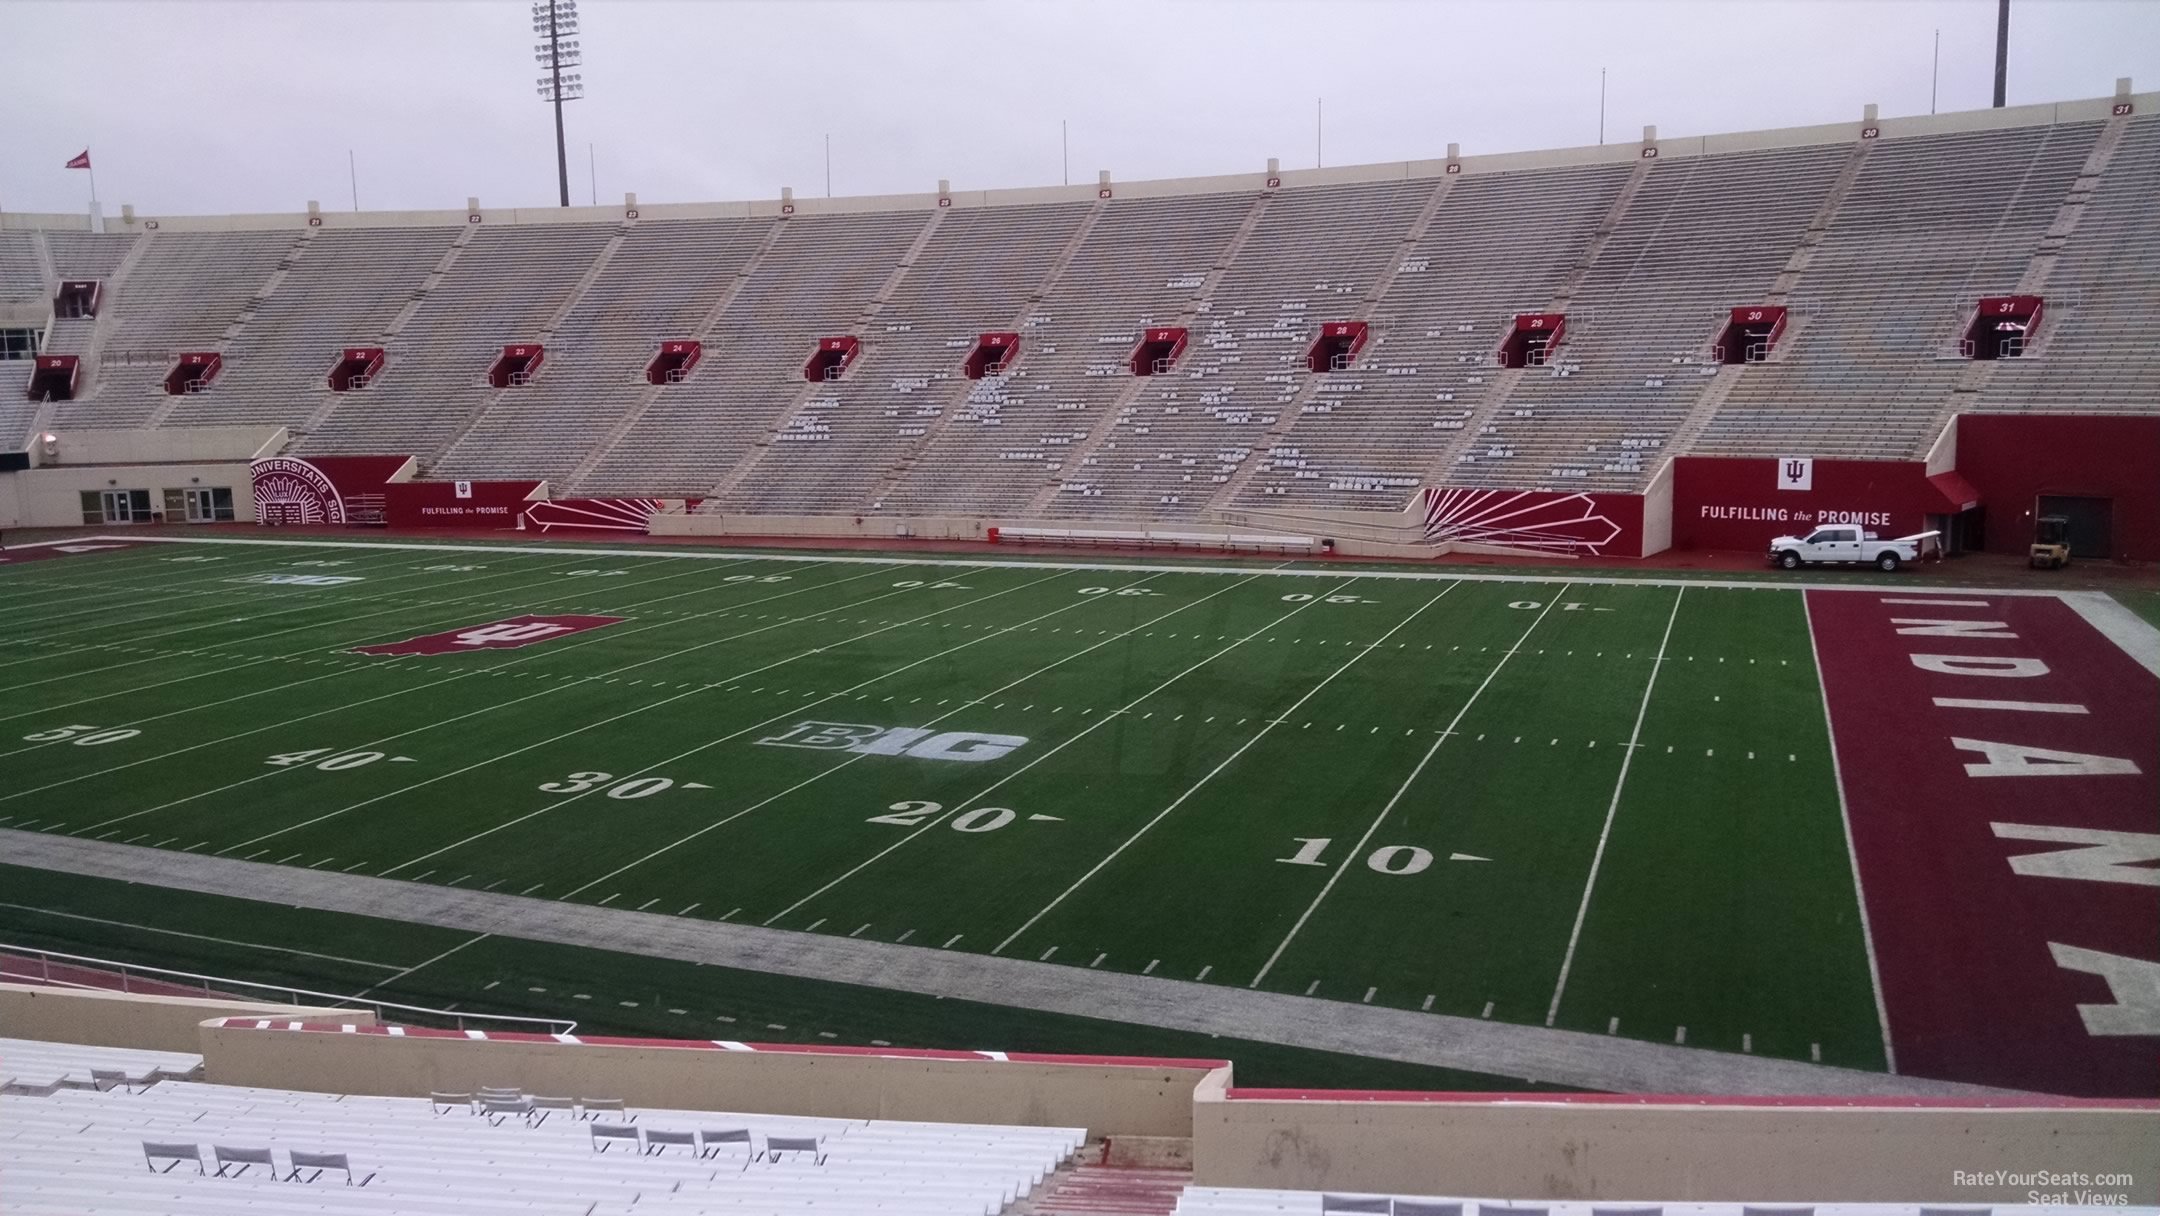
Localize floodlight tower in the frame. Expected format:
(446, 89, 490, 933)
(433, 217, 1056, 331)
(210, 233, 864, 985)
(533, 0, 584, 207)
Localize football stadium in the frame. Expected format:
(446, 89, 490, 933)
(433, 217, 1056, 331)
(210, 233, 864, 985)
(1, 1, 2157, 1211)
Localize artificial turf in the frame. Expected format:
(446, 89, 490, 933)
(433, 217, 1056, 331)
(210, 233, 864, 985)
(2, 536, 1886, 1072)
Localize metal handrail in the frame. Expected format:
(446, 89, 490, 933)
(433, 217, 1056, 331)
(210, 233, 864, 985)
(0, 942, 576, 1035)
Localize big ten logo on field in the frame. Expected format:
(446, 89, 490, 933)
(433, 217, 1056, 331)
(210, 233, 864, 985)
(227, 572, 363, 586)
(756, 721, 1028, 764)
(350, 614, 624, 656)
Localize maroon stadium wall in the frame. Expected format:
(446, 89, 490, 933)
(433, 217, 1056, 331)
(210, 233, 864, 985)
(1671, 457, 1962, 551)
(381, 479, 544, 528)
(1954, 414, 2160, 562)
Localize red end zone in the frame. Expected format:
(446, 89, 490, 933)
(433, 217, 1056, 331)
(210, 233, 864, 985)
(1808, 589, 2158, 1097)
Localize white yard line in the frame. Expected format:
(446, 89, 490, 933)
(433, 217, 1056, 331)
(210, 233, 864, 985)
(557, 570, 1267, 902)
(2065, 590, 2160, 679)
(1802, 590, 1898, 1074)
(1248, 585, 1575, 988)
(763, 578, 1367, 926)
(1543, 585, 1686, 1026)
(82, 533, 2097, 597)
(251, 568, 1078, 864)
(0, 548, 328, 624)
(994, 580, 1462, 956)
(352, 933, 493, 998)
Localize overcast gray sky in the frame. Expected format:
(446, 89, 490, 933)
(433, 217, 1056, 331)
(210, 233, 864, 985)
(5, 0, 2157, 218)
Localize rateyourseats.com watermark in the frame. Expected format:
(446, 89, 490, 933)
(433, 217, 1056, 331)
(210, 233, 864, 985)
(1952, 1170, 2139, 1205)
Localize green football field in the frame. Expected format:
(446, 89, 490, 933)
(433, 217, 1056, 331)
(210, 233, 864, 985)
(0, 535, 1888, 1074)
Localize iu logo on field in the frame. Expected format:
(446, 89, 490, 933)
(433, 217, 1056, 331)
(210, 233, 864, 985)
(756, 721, 1028, 763)
(351, 614, 623, 656)
(1777, 456, 1814, 492)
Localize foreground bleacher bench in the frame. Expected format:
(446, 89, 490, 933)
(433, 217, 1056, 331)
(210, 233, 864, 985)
(0, 1076, 1085, 1215)
(0, 1035, 203, 1095)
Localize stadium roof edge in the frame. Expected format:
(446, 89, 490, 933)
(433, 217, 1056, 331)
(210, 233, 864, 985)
(4, 87, 2146, 236)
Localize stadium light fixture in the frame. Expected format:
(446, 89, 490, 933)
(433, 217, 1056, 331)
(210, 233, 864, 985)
(532, 0, 584, 208)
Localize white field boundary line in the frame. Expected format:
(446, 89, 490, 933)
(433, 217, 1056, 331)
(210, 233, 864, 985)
(0, 902, 407, 972)
(0, 547, 442, 654)
(0, 546, 328, 618)
(352, 933, 492, 999)
(1248, 584, 1576, 988)
(0, 549, 618, 690)
(1802, 590, 1898, 1074)
(0, 552, 748, 723)
(553, 570, 1272, 902)
(762, 577, 1369, 927)
(419, 570, 1211, 890)
(0, 551, 623, 762)
(0, 552, 631, 641)
(1543, 584, 1686, 1026)
(992, 580, 1464, 956)
(0, 553, 789, 757)
(52, 562, 921, 830)
(2067, 590, 2160, 679)
(84, 533, 2098, 598)
(0, 554, 788, 779)
(221, 567, 1079, 859)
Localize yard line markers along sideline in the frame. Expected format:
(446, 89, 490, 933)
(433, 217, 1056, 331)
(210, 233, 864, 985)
(0, 554, 805, 792)
(1544, 585, 1686, 1027)
(238, 567, 1077, 862)
(86, 532, 2099, 598)
(0, 547, 440, 660)
(1248, 585, 1575, 988)
(559, 570, 1268, 903)
(0, 550, 656, 762)
(378, 565, 1097, 881)
(764, 577, 1367, 927)
(1802, 590, 1898, 1074)
(0, 901, 405, 971)
(993, 580, 1463, 957)
(59, 562, 914, 834)
(0, 548, 660, 705)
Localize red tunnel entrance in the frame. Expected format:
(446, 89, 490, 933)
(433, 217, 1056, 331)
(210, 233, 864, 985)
(488, 344, 545, 388)
(27, 355, 78, 401)
(1715, 306, 1788, 364)
(1495, 314, 1566, 369)
(964, 332, 1020, 380)
(1962, 295, 2044, 360)
(647, 340, 703, 385)
(164, 351, 223, 396)
(1130, 327, 1189, 377)
(803, 336, 861, 382)
(1305, 321, 1370, 372)
(328, 347, 385, 392)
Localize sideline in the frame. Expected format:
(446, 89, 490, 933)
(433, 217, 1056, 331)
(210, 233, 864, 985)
(73, 534, 2110, 598)
(0, 828, 2024, 1099)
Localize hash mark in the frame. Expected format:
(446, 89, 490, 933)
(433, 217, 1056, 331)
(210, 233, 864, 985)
(1481, 1001, 1494, 1019)
(849, 924, 870, 938)
(1039, 946, 1058, 961)
(1143, 959, 1159, 975)
(1090, 953, 1106, 968)
(1195, 965, 1213, 981)
(1362, 987, 1376, 1004)
(805, 918, 826, 932)
(1305, 980, 1320, 996)
(1676, 1026, 1687, 1044)
(1421, 994, 1435, 1011)
(943, 934, 963, 949)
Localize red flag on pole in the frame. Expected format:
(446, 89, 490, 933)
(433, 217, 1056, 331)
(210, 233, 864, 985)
(65, 150, 91, 170)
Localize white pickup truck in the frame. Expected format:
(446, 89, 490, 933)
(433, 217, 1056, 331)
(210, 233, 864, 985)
(1767, 525, 1940, 572)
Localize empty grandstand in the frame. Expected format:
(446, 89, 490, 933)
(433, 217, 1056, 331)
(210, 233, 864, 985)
(2, 87, 2153, 560)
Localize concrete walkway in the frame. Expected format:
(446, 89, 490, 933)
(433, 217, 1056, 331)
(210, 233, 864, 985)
(1, 829, 2021, 1098)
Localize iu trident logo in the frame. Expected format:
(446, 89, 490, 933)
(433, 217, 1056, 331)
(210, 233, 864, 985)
(1777, 457, 1814, 492)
